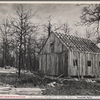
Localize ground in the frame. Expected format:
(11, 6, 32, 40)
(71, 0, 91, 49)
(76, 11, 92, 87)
(0, 67, 100, 96)
(0, 67, 45, 96)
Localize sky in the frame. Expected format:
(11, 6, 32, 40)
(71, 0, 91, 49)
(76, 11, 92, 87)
(0, 3, 90, 38)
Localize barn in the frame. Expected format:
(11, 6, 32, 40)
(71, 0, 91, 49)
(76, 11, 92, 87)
(39, 31, 100, 77)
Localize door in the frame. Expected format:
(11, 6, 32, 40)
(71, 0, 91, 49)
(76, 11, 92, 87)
(57, 52, 68, 76)
(63, 52, 68, 76)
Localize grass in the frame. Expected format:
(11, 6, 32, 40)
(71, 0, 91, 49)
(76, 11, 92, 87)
(42, 79, 100, 95)
(1, 67, 100, 95)
(0, 72, 43, 88)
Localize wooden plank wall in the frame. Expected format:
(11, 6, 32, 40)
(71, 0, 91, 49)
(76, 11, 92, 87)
(39, 32, 100, 77)
(39, 52, 68, 76)
(98, 54, 100, 76)
(70, 51, 100, 77)
(92, 53, 95, 76)
(40, 50, 100, 77)
(95, 54, 99, 77)
(39, 33, 69, 76)
(70, 51, 80, 76)
(87, 53, 92, 76)
(40, 33, 67, 54)
(63, 52, 68, 76)
(68, 51, 71, 76)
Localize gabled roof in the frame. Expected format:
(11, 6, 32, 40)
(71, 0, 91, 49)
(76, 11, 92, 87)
(54, 32, 100, 53)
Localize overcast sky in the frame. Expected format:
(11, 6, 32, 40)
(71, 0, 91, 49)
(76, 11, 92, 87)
(0, 4, 90, 38)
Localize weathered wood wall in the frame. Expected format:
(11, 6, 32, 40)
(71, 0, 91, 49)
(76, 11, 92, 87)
(39, 33, 68, 76)
(69, 51, 100, 77)
(40, 33, 67, 54)
(39, 52, 68, 76)
(39, 32, 100, 77)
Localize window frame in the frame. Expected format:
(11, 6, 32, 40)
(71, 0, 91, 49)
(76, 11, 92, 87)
(87, 60, 91, 67)
(50, 41, 54, 53)
(73, 59, 78, 66)
(99, 61, 100, 67)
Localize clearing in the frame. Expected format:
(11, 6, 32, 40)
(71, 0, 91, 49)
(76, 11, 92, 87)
(0, 67, 45, 96)
(0, 67, 100, 96)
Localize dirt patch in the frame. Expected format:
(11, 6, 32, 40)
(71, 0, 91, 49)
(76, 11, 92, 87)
(1, 67, 100, 95)
(42, 79, 100, 95)
(0, 72, 44, 88)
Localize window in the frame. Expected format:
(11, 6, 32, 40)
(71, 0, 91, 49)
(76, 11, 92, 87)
(73, 59, 78, 66)
(99, 61, 100, 67)
(87, 61, 91, 67)
(50, 42, 54, 53)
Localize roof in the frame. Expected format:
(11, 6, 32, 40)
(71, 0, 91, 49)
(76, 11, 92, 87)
(54, 32, 100, 53)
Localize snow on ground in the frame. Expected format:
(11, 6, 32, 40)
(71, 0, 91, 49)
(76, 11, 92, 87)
(0, 67, 45, 96)
(0, 67, 17, 73)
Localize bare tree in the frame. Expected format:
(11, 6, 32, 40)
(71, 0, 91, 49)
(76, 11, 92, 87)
(53, 23, 62, 32)
(37, 35, 48, 50)
(43, 16, 71, 35)
(53, 22, 71, 34)
(10, 4, 38, 77)
(60, 23, 70, 34)
(85, 28, 95, 39)
(0, 19, 13, 68)
(43, 16, 52, 37)
(80, 4, 100, 40)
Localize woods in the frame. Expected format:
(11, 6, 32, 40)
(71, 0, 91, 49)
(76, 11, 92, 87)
(1, 3, 100, 97)
(0, 5, 40, 77)
(10, 5, 39, 77)
(0, 4, 100, 78)
(80, 4, 100, 42)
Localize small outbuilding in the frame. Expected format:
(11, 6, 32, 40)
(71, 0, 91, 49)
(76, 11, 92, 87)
(39, 31, 100, 77)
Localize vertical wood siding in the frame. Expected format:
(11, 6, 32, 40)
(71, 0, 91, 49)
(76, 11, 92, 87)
(39, 52, 68, 76)
(68, 51, 71, 76)
(92, 53, 95, 76)
(39, 33, 100, 77)
(71, 51, 80, 76)
(70, 51, 100, 76)
(98, 54, 100, 76)
(40, 33, 68, 54)
(87, 53, 92, 76)
(39, 33, 69, 76)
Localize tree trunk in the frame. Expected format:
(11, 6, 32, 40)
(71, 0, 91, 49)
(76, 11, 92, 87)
(23, 36, 27, 71)
(18, 34, 22, 78)
(18, 47, 21, 77)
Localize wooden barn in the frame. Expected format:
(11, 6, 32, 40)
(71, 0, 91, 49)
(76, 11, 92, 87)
(39, 31, 100, 77)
